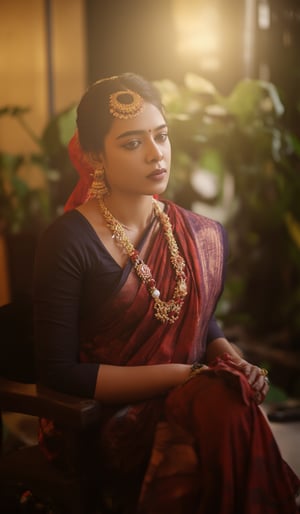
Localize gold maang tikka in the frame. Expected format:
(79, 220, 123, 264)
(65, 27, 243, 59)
(109, 90, 144, 119)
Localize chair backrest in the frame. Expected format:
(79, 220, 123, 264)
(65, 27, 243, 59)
(0, 296, 35, 382)
(0, 299, 102, 514)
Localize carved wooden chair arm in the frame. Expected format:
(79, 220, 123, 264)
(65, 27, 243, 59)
(0, 376, 101, 430)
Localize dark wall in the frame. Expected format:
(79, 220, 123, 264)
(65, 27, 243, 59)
(85, 0, 300, 102)
(85, 0, 245, 93)
(85, 0, 181, 84)
(255, 0, 300, 136)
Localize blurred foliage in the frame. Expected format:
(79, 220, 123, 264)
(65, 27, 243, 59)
(0, 105, 77, 235)
(155, 73, 300, 344)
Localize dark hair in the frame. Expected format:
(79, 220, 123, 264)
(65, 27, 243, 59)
(77, 73, 164, 153)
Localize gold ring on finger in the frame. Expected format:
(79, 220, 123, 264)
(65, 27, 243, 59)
(260, 367, 268, 377)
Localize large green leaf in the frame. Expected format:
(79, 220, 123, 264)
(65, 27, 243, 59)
(224, 79, 284, 126)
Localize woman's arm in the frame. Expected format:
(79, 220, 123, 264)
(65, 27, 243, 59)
(93, 336, 241, 405)
(206, 336, 243, 363)
(94, 363, 191, 404)
(34, 215, 100, 397)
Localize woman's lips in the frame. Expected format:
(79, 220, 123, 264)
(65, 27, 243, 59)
(147, 168, 167, 179)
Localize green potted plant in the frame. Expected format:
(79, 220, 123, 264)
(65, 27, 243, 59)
(155, 73, 300, 347)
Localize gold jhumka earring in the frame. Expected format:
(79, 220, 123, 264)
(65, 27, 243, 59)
(88, 166, 109, 199)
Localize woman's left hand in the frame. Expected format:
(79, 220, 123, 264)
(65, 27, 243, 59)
(226, 358, 270, 404)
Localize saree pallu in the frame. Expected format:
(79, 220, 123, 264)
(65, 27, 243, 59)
(39, 202, 300, 513)
(138, 357, 300, 514)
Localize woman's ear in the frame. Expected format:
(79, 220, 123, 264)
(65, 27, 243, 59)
(89, 151, 104, 169)
(97, 153, 105, 169)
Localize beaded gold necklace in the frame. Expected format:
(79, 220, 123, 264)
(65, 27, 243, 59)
(98, 198, 188, 324)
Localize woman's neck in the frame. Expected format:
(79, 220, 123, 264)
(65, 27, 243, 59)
(102, 194, 155, 232)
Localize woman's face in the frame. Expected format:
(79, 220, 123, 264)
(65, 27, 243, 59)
(98, 102, 171, 198)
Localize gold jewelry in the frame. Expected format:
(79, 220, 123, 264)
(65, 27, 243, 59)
(98, 198, 188, 323)
(109, 90, 144, 119)
(190, 363, 206, 376)
(184, 363, 207, 384)
(94, 75, 119, 86)
(88, 168, 109, 199)
(191, 362, 205, 371)
(260, 368, 268, 377)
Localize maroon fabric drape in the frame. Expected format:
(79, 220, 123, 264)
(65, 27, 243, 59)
(138, 356, 300, 514)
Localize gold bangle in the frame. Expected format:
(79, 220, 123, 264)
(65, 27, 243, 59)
(184, 362, 206, 385)
(190, 362, 205, 377)
(191, 362, 205, 371)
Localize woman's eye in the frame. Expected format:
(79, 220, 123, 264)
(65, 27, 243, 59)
(123, 140, 140, 150)
(156, 132, 168, 143)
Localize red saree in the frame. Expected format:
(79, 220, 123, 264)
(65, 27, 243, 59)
(138, 357, 300, 514)
(39, 202, 300, 513)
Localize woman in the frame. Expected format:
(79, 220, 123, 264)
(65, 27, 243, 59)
(34, 73, 300, 513)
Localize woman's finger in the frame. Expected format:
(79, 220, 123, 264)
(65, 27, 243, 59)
(251, 373, 266, 390)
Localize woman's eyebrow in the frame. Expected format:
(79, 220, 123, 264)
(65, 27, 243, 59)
(116, 124, 168, 140)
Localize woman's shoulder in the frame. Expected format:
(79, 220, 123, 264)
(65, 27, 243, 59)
(41, 209, 91, 243)
(166, 199, 225, 230)
(165, 200, 228, 255)
(36, 209, 99, 265)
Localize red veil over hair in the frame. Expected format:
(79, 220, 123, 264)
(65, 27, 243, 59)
(64, 131, 94, 212)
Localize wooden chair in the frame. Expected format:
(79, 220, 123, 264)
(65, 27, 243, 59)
(0, 300, 102, 513)
(0, 378, 102, 513)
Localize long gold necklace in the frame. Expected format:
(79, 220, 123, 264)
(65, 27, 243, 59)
(98, 198, 188, 324)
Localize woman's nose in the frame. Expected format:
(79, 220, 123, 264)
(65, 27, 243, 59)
(146, 140, 163, 162)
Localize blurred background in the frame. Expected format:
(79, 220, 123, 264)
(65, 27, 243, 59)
(0, 0, 300, 398)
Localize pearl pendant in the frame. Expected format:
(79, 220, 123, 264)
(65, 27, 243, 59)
(152, 288, 161, 299)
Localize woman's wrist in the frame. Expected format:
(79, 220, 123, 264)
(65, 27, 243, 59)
(206, 337, 243, 364)
(183, 362, 209, 383)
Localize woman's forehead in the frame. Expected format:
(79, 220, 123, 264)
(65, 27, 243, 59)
(108, 103, 166, 137)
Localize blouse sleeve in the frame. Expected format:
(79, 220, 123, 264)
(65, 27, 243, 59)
(206, 222, 228, 344)
(33, 215, 99, 398)
(206, 316, 224, 343)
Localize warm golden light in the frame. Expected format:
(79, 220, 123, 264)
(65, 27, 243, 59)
(172, 0, 221, 68)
